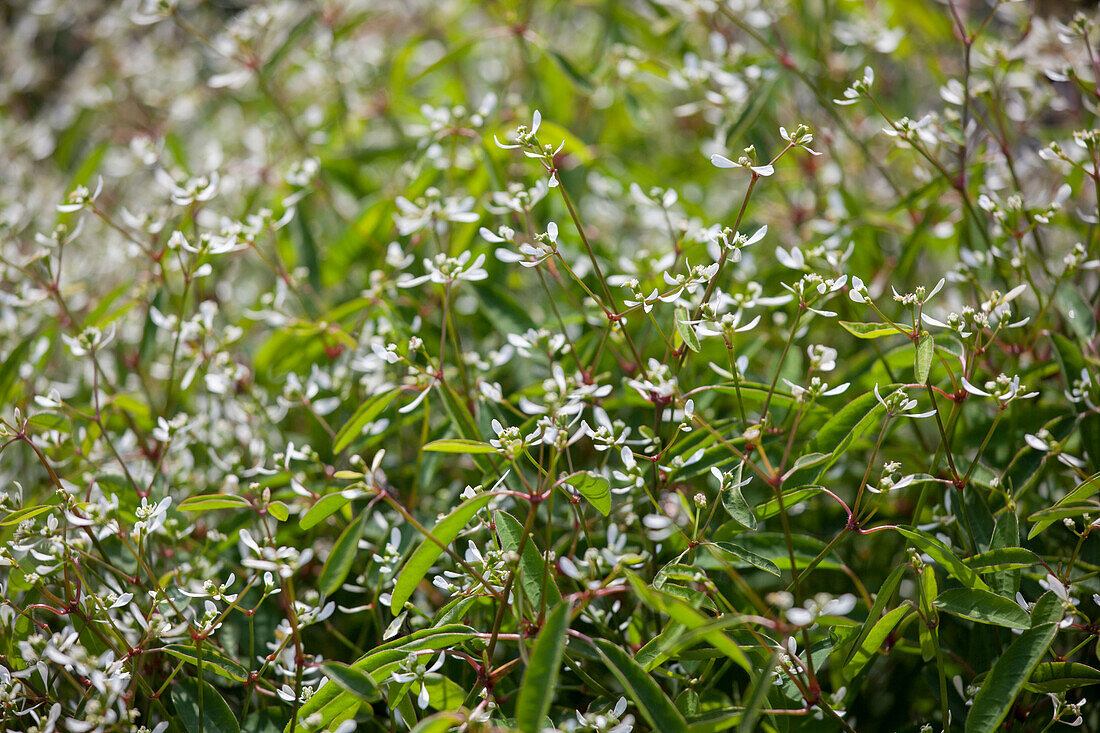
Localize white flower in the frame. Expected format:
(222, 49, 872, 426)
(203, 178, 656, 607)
(710, 153, 774, 177)
(874, 385, 936, 418)
(834, 66, 875, 105)
(960, 374, 1039, 406)
(397, 251, 488, 287)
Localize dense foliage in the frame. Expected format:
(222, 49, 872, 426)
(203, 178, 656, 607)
(2, 0, 1100, 731)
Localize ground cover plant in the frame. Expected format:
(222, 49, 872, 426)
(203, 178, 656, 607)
(2, 0, 1100, 730)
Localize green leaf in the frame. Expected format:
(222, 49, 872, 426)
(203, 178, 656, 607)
(836, 564, 906, 668)
(0, 338, 31, 405)
(754, 486, 822, 520)
(267, 500, 289, 522)
(893, 526, 989, 590)
(1055, 286, 1096, 341)
(737, 652, 779, 733)
(0, 504, 56, 526)
(807, 390, 887, 478)
(1028, 471, 1100, 539)
(915, 331, 934, 384)
(708, 542, 780, 577)
(408, 712, 466, 733)
(964, 611, 1060, 732)
(290, 625, 477, 732)
(934, 588, 1030, 629)
(300, 491, 359, 531)
(785, 453, 829, 475)
(563, 471, 611, 516)
(177, 494, 251, 513)
(629, 578, 752, 673)
(839, 321, 910, 339)
(1027, 662, 1100, 693)
(964, 547, 1039, 573)
(162, 645, 248, 682)
(320, 510, 368, 597)
(321, 661, 381, 702)
(719, 463, 756, 530)
(843, 605, 910, 680)
(333, 388, 401, 454)
(593, 638, 689, 733)
(422, 438, 497, 454)
(173, 678, 240, 733)
(389, 493, 494, 611)
(495, 511, 562, 611)
(515, 602, 572, 733)
(675, 307, 700, 353)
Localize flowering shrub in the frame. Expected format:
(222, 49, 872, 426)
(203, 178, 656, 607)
(2, 0, 1100, 731)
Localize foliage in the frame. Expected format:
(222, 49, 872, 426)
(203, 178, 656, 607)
(1, 0, 1099, 731)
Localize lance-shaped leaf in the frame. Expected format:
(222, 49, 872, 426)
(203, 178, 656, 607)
(593, 638, 689, 733)
(839, 321, 911, 339)
(389, 493, 494, 611)
(915, 331, 934, 384)
(515, 602, 571, 732)
(496, 510, 562, 610)
(965, 595, 1061, 733)
(934, 588, 1030, 629)
(319, 510, 368, 597)
(173, 678, 240, 733)
(333, 388, 401, 454)
(422, 438, 497, 454)
(717, 463, 756, 530)
(563, 471, 611, 516)
(321, 661, 381, 702)
(178, 494, 251, 513)
(675, 306, 700, 352)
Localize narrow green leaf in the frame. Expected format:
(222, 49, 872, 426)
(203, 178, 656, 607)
(965, 617, 1060, 732)
(290, 625, 477, 732)
(409, 711, 466, 733)
(300, 490, 360, 530)
(389, 494, 494, 611)
(162, 645, 248, 682)
(837, 564, 906, 668)
(593, 638, 689, 733)
(0, 338, 31, 405)
(934, 588, 1030, 629)
(893, 526, 989, 590)
(321, 661, 381, 702)
(754, 486, 822, 520)
(564, 471, 611, 516)
(173, 678, 240, 733)
(964, 547, 1039, 573)
(1027, 662, 1100, 693)
(1055, 286, 1096, 341)
(1028, 471, 1100, 539)
(496, 510, 562, 610)
(626, 573, 752, 673)
(515, 602, 572, 733)
(737, 652, 779, 733)
(807, 390, 887, 478)
(839, 321, 910, 339)
(708, 542, 780, 577)
(843, 605, 910, 680)
(422, 438, 497, 454)
(675, 307, 700, 353)
(786, 453, 829, 475)
(0, 504, 56, 526)
(178, 494, 251, 513)
(333, 388, 401, 454)
(719, 463, 756, 530)
(320, 510, 368, 597)
(915, 331, 934, 384)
